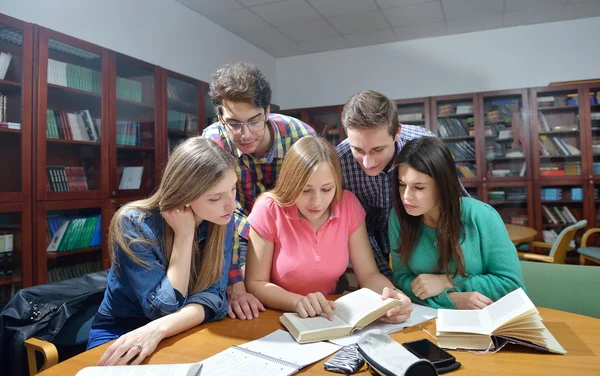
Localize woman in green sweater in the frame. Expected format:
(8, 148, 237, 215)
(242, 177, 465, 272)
(388, 137, 524, 309)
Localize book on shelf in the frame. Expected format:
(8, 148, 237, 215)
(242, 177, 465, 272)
(46, 109, 100, 142)
(398, 113, 424, 122)
(118, 166, 144, 190)
(46, 166, 90, 192)
(279, 288, 401, 344)
(116, 77, 143, 103)
(47, 59, 101, 94)
(436, 288, 566, 354)
(46, 215, 102, 252)
(0, 52, 12, 80)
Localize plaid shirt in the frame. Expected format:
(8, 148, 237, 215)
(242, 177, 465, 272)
(336, 124, 436, 278)
(203, 114, 315, 283)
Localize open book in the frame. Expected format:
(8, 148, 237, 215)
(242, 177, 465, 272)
(436, 288, 566, 354)
(280, 288, 401, 343)
(76, 363, 202, 376)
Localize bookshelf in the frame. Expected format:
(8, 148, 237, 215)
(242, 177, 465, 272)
(160, 69, 207, 162)
(35, 199, 108, 285)
(0, 15, 32, 204)
(480, 89, 531, 182)
(483, 182, 533, 226)
(110, 53, 160, 198)
(531, 85, 585, 182)
(430, 93, 480, 183)
(395, 97, 431, 130)
(35, 27, 110, 201)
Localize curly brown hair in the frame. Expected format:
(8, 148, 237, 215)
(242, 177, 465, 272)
(209, 62, 271, 115)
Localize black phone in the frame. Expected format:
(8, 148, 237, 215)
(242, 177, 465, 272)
(402, 339, 461, 374)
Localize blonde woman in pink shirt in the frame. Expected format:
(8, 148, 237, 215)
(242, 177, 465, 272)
(245, 136, 412, 323)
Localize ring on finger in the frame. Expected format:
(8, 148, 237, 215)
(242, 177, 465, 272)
(135, 344, 142, 353)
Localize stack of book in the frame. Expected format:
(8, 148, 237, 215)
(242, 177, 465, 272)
(46, 166, 89, 191)
(46, 214, 102, 252)
(398, 113, 424, 122)
(46, 109, 100, 141)
(116, 77, 143, 103)
(0, 94, 21, 129)
(47, 59, 101, 94)
(537, 96, 555, 107)
(437, 104, 456, 116)
(167, 110, 198, 132)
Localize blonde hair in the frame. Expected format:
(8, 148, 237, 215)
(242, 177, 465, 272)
(109, 137, 236, 294)
(267, 136, 343, 206)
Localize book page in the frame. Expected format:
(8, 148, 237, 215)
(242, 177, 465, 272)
(200, 347, 297, 376)
(281, 313, 350, 332)
(484, 288, 536, 332)
(239, 330, 341, 368)
(437, 309, 490, 334)
(75, 363, 201, 376)
(334, 288, 398, 327)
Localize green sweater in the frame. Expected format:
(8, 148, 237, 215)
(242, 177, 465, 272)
(388, 197, 525, 309)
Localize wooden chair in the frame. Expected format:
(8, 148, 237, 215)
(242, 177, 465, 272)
(577, 227, 600, 265)
(518, 220, 587, 264)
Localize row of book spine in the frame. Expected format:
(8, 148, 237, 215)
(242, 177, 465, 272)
(48, 59, 101, 94)
(46, 166, 89, 192)
(539, 135, 580, 156)
(46, 109, 101, 141)
(116, 77, 143, 103)
(447, 140, 476, 160)
(46, 215, 102, 252)
(437, 117, 471, 138)
(0, 52, 12, 80)
(116, 121, 142, 146)
(48, 260, 102, 284)
(167, 110, 198, 132)
(456, 163, 476, 178)
(542, 205, 577, 225)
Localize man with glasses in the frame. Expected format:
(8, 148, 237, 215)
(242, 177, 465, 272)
(202, 62, 315, 320)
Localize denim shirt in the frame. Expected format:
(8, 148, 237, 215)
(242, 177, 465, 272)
(97, 209, 234, 324)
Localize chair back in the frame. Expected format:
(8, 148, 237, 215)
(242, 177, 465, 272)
(548, 220, 587, 263)
(520, 261, 600, 318)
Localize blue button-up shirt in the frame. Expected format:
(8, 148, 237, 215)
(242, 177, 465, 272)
(97, 209, 234, 324)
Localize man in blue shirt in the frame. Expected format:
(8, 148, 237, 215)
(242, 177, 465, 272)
(336, 90, 437, 278)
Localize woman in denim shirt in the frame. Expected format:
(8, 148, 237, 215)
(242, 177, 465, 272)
(87, 137, 238, 366)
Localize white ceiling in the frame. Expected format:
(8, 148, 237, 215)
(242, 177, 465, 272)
(175, 0, 600, 58)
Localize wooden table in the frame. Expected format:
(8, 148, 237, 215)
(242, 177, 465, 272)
(39, 307, 600, 375)
(506, 224, 538, 243)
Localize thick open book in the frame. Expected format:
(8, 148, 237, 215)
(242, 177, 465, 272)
(436, 288, 566, 354)
(280, 288, 401, 343)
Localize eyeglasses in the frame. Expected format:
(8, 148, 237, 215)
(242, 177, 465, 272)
(220, 113, 266, 134)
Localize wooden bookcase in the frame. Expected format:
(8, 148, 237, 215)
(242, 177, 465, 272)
(0, 15, 34, 306)
(430, 93, 481, 184)
(35, 27, 110, 201)
(109, 52, 160, 199)
(35, 199, 109, 285)
(159, 69, 208, 164)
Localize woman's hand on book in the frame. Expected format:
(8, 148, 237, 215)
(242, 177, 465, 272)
(295, 292, 336, 320)
(448, 292, 493, 310)
(97, 322, 165, 366)
(411, 274, 453, 300)
(379, 287, 412, 324)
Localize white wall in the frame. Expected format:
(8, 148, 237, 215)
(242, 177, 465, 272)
(0, 0, 277, 101)
(276, 17, 600, 110)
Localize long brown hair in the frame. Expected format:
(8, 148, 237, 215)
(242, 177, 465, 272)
(267, 136, 343, 206)
(109, 137, 236, 294)
(391, 137, 466, 280)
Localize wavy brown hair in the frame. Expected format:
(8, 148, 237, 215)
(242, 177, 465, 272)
(266, 136, 343, 207)
(391, 137, 466, 280)
(109, 137, 236, 294)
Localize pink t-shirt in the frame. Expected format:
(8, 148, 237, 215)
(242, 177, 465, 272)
(248, 190, 366, 296)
